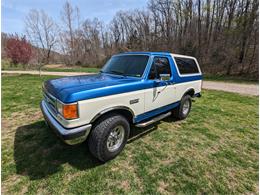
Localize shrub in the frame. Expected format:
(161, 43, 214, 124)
(5, 36, 33, 66)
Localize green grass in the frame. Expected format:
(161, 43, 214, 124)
(2, 75, 60, 117)
(2, 75, 259, 194)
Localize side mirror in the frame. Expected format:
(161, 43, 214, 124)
(159, 74, 170, 81)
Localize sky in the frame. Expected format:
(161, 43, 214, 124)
(2, 0, 149, 35)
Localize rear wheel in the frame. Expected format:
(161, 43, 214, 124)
(88, 113, 130, 162)
(173, 95, 192, 120)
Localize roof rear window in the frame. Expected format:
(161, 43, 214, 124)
(174, 57, 200, 75)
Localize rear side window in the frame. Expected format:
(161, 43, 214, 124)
(174, 57, 200, 75)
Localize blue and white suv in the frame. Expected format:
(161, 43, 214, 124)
(41, 52, 202, 162)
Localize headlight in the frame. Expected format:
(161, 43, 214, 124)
(56, 100, 63, 115)
(56, 100, 79, 120)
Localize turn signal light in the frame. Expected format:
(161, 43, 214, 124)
(63, 104, 78, 119)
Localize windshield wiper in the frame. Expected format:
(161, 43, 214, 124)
(106, 70, 126, 76)
(101, 70, 137, 77)
(122, 73, 140, 77)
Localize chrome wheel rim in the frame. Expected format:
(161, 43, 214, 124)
(182, 100, 190, 115)
(107, 125, 125, 152)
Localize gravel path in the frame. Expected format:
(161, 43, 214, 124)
(202, 81, 258, 96)
(2, 70, 258, 96)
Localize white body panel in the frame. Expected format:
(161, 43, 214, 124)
(78, 89, 146, 125)
(144, 85, 177, 112)
(58, 80, 201, 128)
(144, 80, 202, 112)
(58, 89, 145, 128)
(174, 80, 202, 100)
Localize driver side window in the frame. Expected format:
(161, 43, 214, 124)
(148, 57, 172, 80)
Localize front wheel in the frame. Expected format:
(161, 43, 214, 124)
(88, 113, 130, 162)
(173, 95, 192, 120)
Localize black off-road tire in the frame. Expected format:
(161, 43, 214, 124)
(173, 95, 192, 120)
(88, 113, 130, 162)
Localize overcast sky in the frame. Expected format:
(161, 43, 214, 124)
(2, 0, 148, 35)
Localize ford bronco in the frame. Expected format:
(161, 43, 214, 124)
(41, 52, 202, 162)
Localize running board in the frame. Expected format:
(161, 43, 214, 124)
(135, 112, 172, 128)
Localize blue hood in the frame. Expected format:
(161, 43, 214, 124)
(44, 73, 147, 103)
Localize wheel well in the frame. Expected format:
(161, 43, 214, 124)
(91, 108, 134, 125)
(184, 88, 195, 97)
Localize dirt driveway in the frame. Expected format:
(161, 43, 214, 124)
(202, 81, 258, 96)
(2, 70, 259, 96)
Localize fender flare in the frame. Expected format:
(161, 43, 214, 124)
(182, 88, 195, 98)
(90, 106, 135, 123)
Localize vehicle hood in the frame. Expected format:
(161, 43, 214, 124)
(43, 73, 144, 103)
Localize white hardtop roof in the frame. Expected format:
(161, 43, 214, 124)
(170, 53, 197, 60)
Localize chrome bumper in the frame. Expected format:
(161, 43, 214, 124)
(40, 100, 92, 145)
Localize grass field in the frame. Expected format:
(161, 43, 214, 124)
(2, 75, 259, 194)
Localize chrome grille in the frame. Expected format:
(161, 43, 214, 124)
(43, 90, 57, 114)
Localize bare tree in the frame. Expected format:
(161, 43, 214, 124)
(60, 1, 75, 65)
(20, 0, 259, 79)
(25, 9, 59, 64)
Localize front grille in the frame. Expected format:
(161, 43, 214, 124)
(43, 90, 57, 115)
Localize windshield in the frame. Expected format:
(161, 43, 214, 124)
(101, 55, 149, 77)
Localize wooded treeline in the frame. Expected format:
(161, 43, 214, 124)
(4, 0, 259, 78)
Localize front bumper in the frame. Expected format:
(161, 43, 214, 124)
(40, 100, 92, 145)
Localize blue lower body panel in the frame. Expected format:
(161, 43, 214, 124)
(134, 101, 180, 123)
